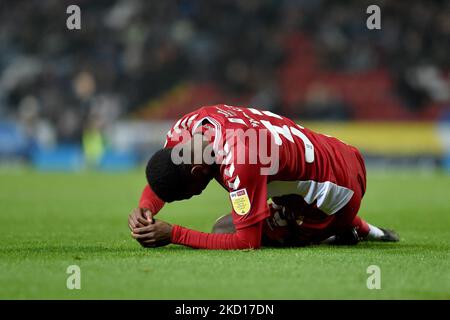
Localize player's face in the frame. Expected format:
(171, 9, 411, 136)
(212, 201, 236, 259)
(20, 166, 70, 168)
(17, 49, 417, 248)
(182, 181, 208, 199)
(173, 181, 208, 201)
(176, 167, 212, 201)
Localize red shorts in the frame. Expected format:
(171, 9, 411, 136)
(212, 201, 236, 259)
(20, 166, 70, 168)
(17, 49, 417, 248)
(263, 147, 367, 245)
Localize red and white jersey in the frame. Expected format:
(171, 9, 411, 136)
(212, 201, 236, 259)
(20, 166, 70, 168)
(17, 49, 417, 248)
(162, 104, 366, 230)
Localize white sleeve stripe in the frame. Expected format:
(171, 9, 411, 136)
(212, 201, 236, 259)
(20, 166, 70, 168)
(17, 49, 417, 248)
(227, 176, 241, 190)
(173, 119, 182, 133)
(224, 142, 230, 154)
(187, 114, 198, 127)
(223, 152, 233, 164)
(180, 117, 188, 129)
(224, 163, 235, 177)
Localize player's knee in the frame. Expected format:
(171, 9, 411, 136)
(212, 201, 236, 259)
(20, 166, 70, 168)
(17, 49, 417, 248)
(212, 214, 235, 234)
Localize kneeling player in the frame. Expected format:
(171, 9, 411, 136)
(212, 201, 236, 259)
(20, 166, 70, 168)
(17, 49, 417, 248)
(128, 104, 399, 249)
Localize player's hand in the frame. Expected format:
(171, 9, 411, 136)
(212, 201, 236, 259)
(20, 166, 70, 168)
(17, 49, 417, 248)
(131, 217, 172, 248)
(128, 208, 153, 231)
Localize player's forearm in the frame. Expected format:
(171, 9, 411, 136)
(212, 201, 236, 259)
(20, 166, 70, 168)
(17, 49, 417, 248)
(171, 222, 262, 250)
(139, 185, 165, 214)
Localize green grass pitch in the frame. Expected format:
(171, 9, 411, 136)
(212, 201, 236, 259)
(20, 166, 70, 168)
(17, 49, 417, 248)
(0, 169, 449, 299)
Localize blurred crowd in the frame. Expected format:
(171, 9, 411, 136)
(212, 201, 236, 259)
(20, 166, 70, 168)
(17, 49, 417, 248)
(0, 0, 448, 145)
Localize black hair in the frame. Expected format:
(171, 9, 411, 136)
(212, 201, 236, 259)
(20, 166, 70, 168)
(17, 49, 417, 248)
(145, 148, 192, 202)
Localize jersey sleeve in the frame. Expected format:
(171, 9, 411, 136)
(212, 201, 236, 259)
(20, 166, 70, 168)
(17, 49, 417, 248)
(226, 162, 271, 230)
(171, 221, 263, 250)
(138, 184, 165, 215)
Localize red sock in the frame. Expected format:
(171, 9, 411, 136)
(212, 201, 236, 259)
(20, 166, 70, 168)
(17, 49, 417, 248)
(351, 216, 370, 238)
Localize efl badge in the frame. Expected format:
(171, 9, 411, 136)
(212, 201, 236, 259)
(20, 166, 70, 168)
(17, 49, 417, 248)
(230, 188, 251, 215)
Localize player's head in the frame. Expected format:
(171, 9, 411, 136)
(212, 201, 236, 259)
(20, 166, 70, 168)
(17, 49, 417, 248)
(146, 148, 213, 202)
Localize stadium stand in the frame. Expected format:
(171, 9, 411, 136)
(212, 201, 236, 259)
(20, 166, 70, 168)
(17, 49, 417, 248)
(0, 0, 448, 169)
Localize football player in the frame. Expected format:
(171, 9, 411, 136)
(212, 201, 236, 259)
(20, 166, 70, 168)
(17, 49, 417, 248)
(128, 105, 399, 249)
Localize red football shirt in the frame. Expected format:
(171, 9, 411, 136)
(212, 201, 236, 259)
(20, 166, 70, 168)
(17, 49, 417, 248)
(140, 104, 366, 234)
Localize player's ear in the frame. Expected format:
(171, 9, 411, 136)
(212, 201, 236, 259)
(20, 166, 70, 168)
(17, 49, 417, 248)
(191, 164, 209, 177)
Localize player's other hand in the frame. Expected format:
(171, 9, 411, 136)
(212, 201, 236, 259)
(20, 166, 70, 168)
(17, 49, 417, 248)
(131, 217, 172, 248)
(128, 208, 153, 231)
